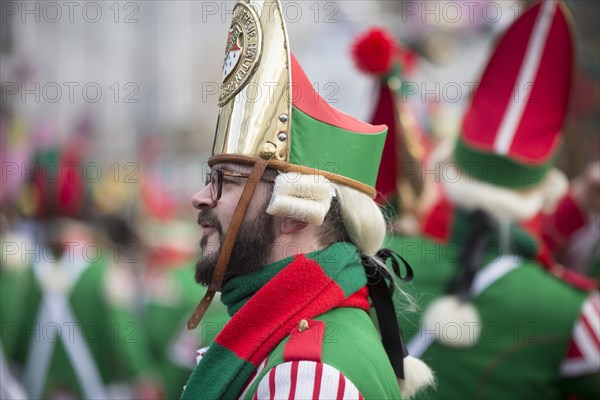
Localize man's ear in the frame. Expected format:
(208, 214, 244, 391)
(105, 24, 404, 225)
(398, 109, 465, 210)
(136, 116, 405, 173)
(279, 217, 309, 234)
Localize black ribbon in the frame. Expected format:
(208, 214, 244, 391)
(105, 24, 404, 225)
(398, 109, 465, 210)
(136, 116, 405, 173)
(361, 248, 414, 380)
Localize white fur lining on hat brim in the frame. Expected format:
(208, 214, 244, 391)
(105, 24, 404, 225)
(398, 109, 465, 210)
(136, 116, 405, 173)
(266, 172, 335, 226)
(442, 164, 568, 222)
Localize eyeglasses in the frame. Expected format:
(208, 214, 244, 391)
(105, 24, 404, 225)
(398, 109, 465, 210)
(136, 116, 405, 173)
(205, 168, 275, 203)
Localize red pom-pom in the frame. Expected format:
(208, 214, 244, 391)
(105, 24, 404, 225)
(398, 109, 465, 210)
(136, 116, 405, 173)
(352, 27, 396, 75)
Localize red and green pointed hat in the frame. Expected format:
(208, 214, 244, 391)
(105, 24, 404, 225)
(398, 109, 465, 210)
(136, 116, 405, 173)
(351, 27, 426, 208)
(456, 0, 573, 188)
(211, 0, 387, 198)
(286, 53, 388, 196)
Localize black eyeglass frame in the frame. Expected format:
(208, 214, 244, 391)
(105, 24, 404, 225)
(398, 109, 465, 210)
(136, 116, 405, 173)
(205, 168, 276, 202)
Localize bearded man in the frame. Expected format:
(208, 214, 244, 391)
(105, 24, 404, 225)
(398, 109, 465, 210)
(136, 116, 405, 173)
(179, 1, 433, 399)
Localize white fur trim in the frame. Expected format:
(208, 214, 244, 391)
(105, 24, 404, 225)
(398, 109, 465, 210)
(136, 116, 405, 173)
(334, 184, 386, 256)
(266, 173, 335, 226)
(391, 214, 420, 236)
(540, 169, 569, 213)
(422, 295, 481, 348)
(443, 164, 568, 221)
(399, 356, 436, 399)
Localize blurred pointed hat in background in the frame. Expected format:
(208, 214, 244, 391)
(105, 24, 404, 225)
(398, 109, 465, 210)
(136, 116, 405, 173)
(456, 0, 574, 188)
(352, 27, 429, 226)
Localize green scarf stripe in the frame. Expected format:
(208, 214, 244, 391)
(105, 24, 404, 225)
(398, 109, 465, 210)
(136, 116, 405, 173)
(289, 106, 387, 188)
(305, 242, 367, 297)
(220, 362, 258, 399)
(454, 136, 556, 188)
(181, 342, 251, 400)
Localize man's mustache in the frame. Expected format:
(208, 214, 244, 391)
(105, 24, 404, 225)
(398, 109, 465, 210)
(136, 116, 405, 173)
(197, 211, 223, 247)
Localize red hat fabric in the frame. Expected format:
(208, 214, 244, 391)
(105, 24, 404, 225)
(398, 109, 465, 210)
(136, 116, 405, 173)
(456, 0, 573, 188)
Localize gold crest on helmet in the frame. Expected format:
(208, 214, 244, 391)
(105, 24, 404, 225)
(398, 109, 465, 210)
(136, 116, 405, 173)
(213, 0, 292, 162)
(219, 1, 262, 106)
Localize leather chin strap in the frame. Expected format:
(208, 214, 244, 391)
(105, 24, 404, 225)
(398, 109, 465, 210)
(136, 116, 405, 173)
(187, 158, 269, 330)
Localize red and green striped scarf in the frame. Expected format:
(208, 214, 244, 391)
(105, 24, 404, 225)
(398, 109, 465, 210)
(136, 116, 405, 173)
(180, 242, 370, 399)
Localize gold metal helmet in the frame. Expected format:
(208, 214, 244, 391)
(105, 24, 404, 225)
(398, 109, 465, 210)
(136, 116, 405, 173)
(189, 0, 389, 329)
(213, 0, 292, 162)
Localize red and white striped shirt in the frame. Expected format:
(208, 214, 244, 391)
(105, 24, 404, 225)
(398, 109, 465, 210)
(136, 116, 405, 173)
(561, 292, 600, 377)
(252, 361, 363, 400)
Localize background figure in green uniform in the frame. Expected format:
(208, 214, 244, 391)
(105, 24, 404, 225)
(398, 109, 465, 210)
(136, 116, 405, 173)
(0, 145, 162, 399)
(360, 1, 600, 398)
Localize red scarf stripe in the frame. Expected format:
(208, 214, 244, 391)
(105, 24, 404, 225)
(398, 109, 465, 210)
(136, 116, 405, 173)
(248, 286, 346, 366)
(215, 255, 346, 364)
(341, 286, 370, 311)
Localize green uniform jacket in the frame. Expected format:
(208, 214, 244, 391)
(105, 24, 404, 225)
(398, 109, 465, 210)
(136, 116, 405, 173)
(386, 230, 600, 399)
(1, 252, 155, 399)
(185, 243, 403, 399)
(240, 307, 402, 399)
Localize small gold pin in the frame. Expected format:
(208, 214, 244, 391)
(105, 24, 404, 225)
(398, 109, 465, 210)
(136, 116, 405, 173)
(298, 319, 309, 332)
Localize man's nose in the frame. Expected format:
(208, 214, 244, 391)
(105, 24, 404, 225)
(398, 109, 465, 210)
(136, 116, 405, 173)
(191, 184, 215, 209)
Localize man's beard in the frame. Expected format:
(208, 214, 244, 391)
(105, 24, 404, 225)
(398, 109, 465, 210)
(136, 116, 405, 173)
(194, 207, 275, 286)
